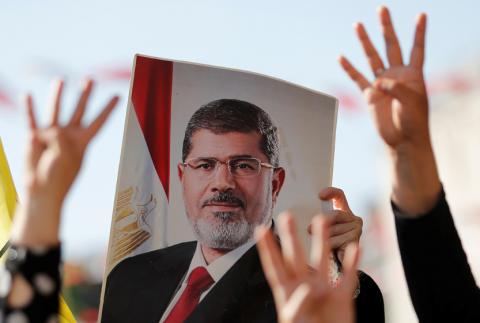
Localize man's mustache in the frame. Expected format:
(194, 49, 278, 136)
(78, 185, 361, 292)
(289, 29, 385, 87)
(202, 191, 245, 209)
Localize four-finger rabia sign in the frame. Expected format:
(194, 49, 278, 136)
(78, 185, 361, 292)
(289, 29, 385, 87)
(100, 55, 338, 321)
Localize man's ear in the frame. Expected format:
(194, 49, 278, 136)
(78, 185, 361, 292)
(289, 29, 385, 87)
(178, 163, 185, 182)
(271, 167, 285, 204)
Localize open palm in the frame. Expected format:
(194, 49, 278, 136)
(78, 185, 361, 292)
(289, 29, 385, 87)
(257, 214, 359, 323)
(25, 79, 118, 207)
(340, 7, 429, 148)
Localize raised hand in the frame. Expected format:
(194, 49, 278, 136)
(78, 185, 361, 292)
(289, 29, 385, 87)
(339, 6, 429, 149)
(10, 79, 118, 246)
(256, 213, 359, 323)
(339, 6, 441, 215)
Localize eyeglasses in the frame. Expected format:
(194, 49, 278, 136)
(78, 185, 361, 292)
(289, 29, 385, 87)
(182, 157, 275, 178)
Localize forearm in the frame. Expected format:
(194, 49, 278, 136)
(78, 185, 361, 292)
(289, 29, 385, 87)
(394, 193, 480, 322)
(388, 141, 441, 216)
(4, 193, 63, 317)
(9, 192, 62, 247)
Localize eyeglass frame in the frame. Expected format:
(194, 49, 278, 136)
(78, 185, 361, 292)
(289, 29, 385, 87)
(180, 156, 277, 178)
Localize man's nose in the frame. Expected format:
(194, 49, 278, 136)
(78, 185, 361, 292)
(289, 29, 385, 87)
(210, 163, 236, 191)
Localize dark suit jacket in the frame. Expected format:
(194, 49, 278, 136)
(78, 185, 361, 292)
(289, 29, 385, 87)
(394, 189, 480, 323)
(101, 241, 384, 323)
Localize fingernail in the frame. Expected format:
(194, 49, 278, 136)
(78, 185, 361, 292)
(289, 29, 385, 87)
(111, 95, 120, 105)
(85, 79, 94, 87)
(417, 13, 427, 23)
(318, 191, 326, 199)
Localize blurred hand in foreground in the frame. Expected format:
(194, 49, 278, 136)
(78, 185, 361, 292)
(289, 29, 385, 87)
(256, 213, 359, 323)
(10, 79, 119, 246)
(339, 6, 441, 215)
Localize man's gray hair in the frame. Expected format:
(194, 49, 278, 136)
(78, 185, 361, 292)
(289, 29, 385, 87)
(182, 99, 280, 166)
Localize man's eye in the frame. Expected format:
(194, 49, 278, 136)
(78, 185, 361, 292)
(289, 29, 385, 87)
(237, 163, 253, 169)
(195, 163, 214, 170)
(231, 162, 254, 170)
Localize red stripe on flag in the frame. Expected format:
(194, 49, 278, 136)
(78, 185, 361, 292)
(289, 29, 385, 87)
(131, 56, 173, 199)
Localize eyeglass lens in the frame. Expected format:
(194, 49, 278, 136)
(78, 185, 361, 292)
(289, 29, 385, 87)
(187, 158, 261, 177)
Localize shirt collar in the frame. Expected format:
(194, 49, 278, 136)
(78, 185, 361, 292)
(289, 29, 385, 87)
(186, 239, 256, 283)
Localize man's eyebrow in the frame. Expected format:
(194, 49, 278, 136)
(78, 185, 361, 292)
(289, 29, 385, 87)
(229, 154, 254, 159)
(193, 154, 255, 160)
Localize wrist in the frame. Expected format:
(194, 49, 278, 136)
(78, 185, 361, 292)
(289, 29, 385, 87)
(388, 141, 442, 216)
(9, 198, 62, 247)
(23, 188, 64, 213)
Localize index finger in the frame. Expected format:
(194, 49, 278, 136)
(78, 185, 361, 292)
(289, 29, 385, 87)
(319, 187, 352, 212)
(409, 13, 427, 69)
(338, 56, 371, 91)
(256, 226, 287, 290)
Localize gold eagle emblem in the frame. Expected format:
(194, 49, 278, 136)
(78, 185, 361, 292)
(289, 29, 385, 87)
(110, 186, 157, 264)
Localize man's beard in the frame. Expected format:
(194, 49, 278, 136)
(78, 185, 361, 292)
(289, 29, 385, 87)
(190, 190, 270, 250)
(192, 211, 252, 250)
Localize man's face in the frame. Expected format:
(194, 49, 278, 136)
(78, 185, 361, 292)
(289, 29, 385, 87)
(178, 129, 285, 250)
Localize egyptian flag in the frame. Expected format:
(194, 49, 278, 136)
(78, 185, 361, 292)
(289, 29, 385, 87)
(103, 56, 173, 273)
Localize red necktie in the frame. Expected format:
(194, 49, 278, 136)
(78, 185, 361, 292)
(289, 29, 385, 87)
(164, 266, 214, 323)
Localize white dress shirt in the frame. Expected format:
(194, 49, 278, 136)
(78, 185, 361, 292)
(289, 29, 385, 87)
(160, 239, 256, 322)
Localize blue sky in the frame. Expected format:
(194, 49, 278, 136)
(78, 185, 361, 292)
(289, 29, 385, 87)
(1, 0, 479, 258)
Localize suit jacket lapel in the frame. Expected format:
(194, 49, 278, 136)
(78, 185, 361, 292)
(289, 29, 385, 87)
(127, 242, 196, 322)
(186, 244, 269, 323)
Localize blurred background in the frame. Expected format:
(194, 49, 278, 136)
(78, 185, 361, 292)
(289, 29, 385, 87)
(1, 1, 479, 321)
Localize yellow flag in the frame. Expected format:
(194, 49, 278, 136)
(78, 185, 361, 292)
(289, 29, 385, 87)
(0, 138, 16, 252)
(0, 138, 77, 323)
(58, 300, 77, 323)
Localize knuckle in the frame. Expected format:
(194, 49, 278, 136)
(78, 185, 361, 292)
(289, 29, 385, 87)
(356, 216, 363, 226)
(333, 187, 343, 194)
(386, 80, 399, 91)
(332, 210, 344, 219)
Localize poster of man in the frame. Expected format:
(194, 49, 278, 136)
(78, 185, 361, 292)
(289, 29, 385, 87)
(99, 55, 380, 322)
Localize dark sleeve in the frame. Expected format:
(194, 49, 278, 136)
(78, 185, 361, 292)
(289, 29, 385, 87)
(0, 244, 61, 322)
(354, 271, 385, 323)
(393, 189, 480, 323)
